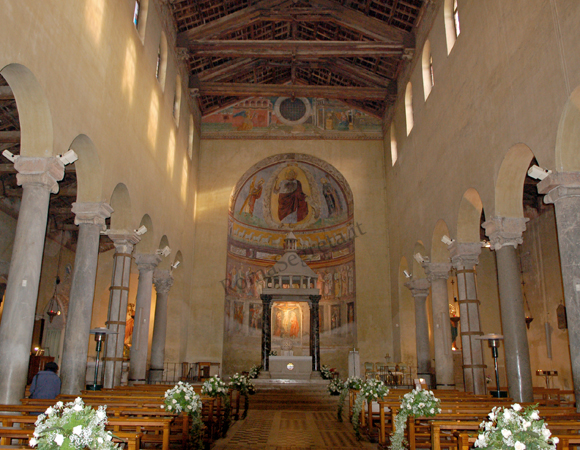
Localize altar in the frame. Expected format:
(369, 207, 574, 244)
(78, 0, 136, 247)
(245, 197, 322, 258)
(269, 356, 312, 380)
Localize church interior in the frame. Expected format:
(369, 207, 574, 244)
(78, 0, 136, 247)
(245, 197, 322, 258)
(1, 0, 580, 448)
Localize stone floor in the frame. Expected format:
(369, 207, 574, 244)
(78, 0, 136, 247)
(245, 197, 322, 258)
(213, 381, 376, 450)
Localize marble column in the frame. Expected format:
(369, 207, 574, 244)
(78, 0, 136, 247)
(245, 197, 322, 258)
(128, 253, 162, 385)
(309, 295, 322, 372)
(483, 217, 533, 403)
(538, 173, 580, 411)
(405, 278, 432, 381)
(260, 294, 273, 372)
(424, 262, 455, 389)
(60, 202, 113, 395)
(149, 269, 174, 383)
(103, 232, 140, 389)
(0, 157, 64, 404)
(449, 242, 486, 395)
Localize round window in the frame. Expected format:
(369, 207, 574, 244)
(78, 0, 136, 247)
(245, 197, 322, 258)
(274, 97, 312, 125)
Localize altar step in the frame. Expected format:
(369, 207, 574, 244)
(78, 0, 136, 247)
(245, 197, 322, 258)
(249, 382, 337, 411)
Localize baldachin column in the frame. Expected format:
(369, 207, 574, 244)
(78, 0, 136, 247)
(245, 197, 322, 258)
(309, 295, 322, 373)
(424, 262, 455, 389)
(128, 253, 161, 385)
(405, 278, 432, 384)
(449, 242, 486, 395)
(103, 232, 140, 388)
(149, 269, 174, 383)
(60, 202, 113, 395)
(539, 173, 580, 411)
(260, 294, 272, 374)
(483, 216, 533, 402)
(0, 157, 64, 404)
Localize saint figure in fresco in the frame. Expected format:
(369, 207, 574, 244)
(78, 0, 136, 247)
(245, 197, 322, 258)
(274, 168, 309, 223)
(239, 177, 264, 216)
(321, 178, 342, 217)
(289, 311, 299, 338)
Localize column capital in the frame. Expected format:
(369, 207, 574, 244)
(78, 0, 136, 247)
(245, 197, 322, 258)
(423, 262, 451, 281)
(134, 253, 162, 272)
(107, 231, 141, 254)
(405, 278, 430, 298)
(72, 202, 113, 231)
(15, 156, 65, 194)
(537, 172, 580, 204)
(449, 242, 481, 268)
(482, 216, 529, 250)
(260, 294, 273, 305)
(309, 294, 321, 305)
(153, 269, 174, 295)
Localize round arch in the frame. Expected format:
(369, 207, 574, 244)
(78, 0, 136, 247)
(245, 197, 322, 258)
(555, 85, 580, 172)
(69, 134, 103, 202)
(495, 144, 535, 218)
(157, 235, 171, 269)
(411, 241, 427, 279)
(0, 64, 53, 157)
(457, 188, 484, 243)
(136, 214, 155, 253)
(109, 183, 132, 230)
(431, 220, 451, 262)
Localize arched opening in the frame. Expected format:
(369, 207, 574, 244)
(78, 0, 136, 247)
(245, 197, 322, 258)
(457, 188, 484, 243)
(422, 40, 434, 99)
(405, 82, 414, 135)
(156, 32, 168, 91)
(133, 0, 149, 42)
(390, 122, 398, 166)
(223, 153, 355, 377)
(495, 144, 535, 218)
(135, 214, 155, 253)
(69, 134, 104, 203)
(444, 0, 460, 54)
(109, 183, 133, 231)
(173, 74, 182, 125)
(431, 219, 451, 263)
(555, 85, 580, 172)
(188, 114, 194, 160)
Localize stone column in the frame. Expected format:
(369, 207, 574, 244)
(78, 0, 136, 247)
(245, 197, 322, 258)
(309, 295, 322, 373)
(128, 253, 162, 385)
(60, 202, 113, 395)
(538, 173, 580, 410)
(148, 270, 174, 383)
(449, 242, 486, 395)
(103, 232, 140, 389)
(0, 157, 64, 404)
(405, 278, 432, 382)
(260, 294, 273, 372)
(424, 262, 455, 389)
(483, 217, 533, 403)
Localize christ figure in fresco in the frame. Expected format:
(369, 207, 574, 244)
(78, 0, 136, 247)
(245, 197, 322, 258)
(289, 311, 299, 338)
(274, 168, 308, 224)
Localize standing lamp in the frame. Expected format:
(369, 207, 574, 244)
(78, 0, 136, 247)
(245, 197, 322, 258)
(477, 334, 506, 398)
(87, 328, 114, 391)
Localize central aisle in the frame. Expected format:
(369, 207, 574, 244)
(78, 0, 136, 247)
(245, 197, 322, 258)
(214, 381, 376, 450)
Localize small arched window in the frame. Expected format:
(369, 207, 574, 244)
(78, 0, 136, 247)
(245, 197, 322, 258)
(405, 82, 414, 135)
(188, 114, 194, 160)
(156, 32, 168, 90)
(422, 40, 434, 99)
(390, 122, 398, 166)
(173, 75, 182, 124)
(444, 0, 460, 54)
(133, 0, 149, 41)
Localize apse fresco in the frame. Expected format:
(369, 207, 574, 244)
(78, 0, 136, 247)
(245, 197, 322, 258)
(202, 97, 382, 140)
(223, 154, 356, 376)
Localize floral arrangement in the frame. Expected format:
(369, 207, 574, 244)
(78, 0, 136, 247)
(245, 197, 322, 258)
(474, 403, 559, 449)
(201, 376, 231, 436)
(389, 388, 441, 450)
(29, 397, 118, 450)
(352, 379, 389, 440)
(321, 365, 333, 380)
(162, 382, 204, 450)
(248, 364, 262, 379)
(328, 378, 344, 395)
(337, 376, 363, 422)
(229, 373, 256, 419)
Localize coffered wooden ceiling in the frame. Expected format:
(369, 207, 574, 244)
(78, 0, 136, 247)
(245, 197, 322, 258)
(170, 0, 425, 118)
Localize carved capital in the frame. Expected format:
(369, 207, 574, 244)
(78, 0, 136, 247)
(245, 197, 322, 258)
(309, 294, 321, 306)
(15, 157, 65, 194)
(449, 242, 481, 269)
(107, 230, 141, 254)
(423, 262, 451, 281)
(482, 216, 528, 250)
(153, 269, 174, 295)
(134, 253, 162, 272)
(537, 172, 580, 204)
(405, 278, 430, 298)
(72, 202, 113, 231)
(260, 294, 273, 306)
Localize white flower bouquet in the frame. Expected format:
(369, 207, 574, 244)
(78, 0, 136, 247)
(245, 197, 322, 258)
(474, 403, 559, 449)
(248, 365, 261, 379)
(29, 397, 118, 450)
(337, 376, 363, 422)
(352, 379, 389, 439)
(201, 376, 231, 436)
(229, 373, 255, 419)
(162, 381, 202, 415)
(321, 365, 333, 380)
(389, 388, 441, 450)
(328, 378, 344, 395)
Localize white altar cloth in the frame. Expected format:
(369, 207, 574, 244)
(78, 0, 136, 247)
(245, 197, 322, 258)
(269, 356, 312, 379)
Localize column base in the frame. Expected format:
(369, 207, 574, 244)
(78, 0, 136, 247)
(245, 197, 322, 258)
(128, 378, 147, 386)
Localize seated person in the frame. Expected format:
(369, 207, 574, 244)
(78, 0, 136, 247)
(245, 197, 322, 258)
(29, 362, 61, 399)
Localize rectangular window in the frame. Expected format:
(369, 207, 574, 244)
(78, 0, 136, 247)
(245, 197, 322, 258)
(133, 0, 140, 27)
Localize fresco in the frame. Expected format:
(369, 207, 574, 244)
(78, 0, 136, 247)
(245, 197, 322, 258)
(202, 97, 382, 140)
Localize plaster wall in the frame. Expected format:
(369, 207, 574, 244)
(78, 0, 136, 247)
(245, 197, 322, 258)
(191, 139, 391, 373)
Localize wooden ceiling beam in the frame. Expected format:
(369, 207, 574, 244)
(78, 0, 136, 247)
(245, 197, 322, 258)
(0, 131, 20, 143)
(0, 86, 14, 101)
(194, 82, 387, 101)
(328, 59, 392, 88)
(187, 40, 403, 58)
(194, 58, 259, 82)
